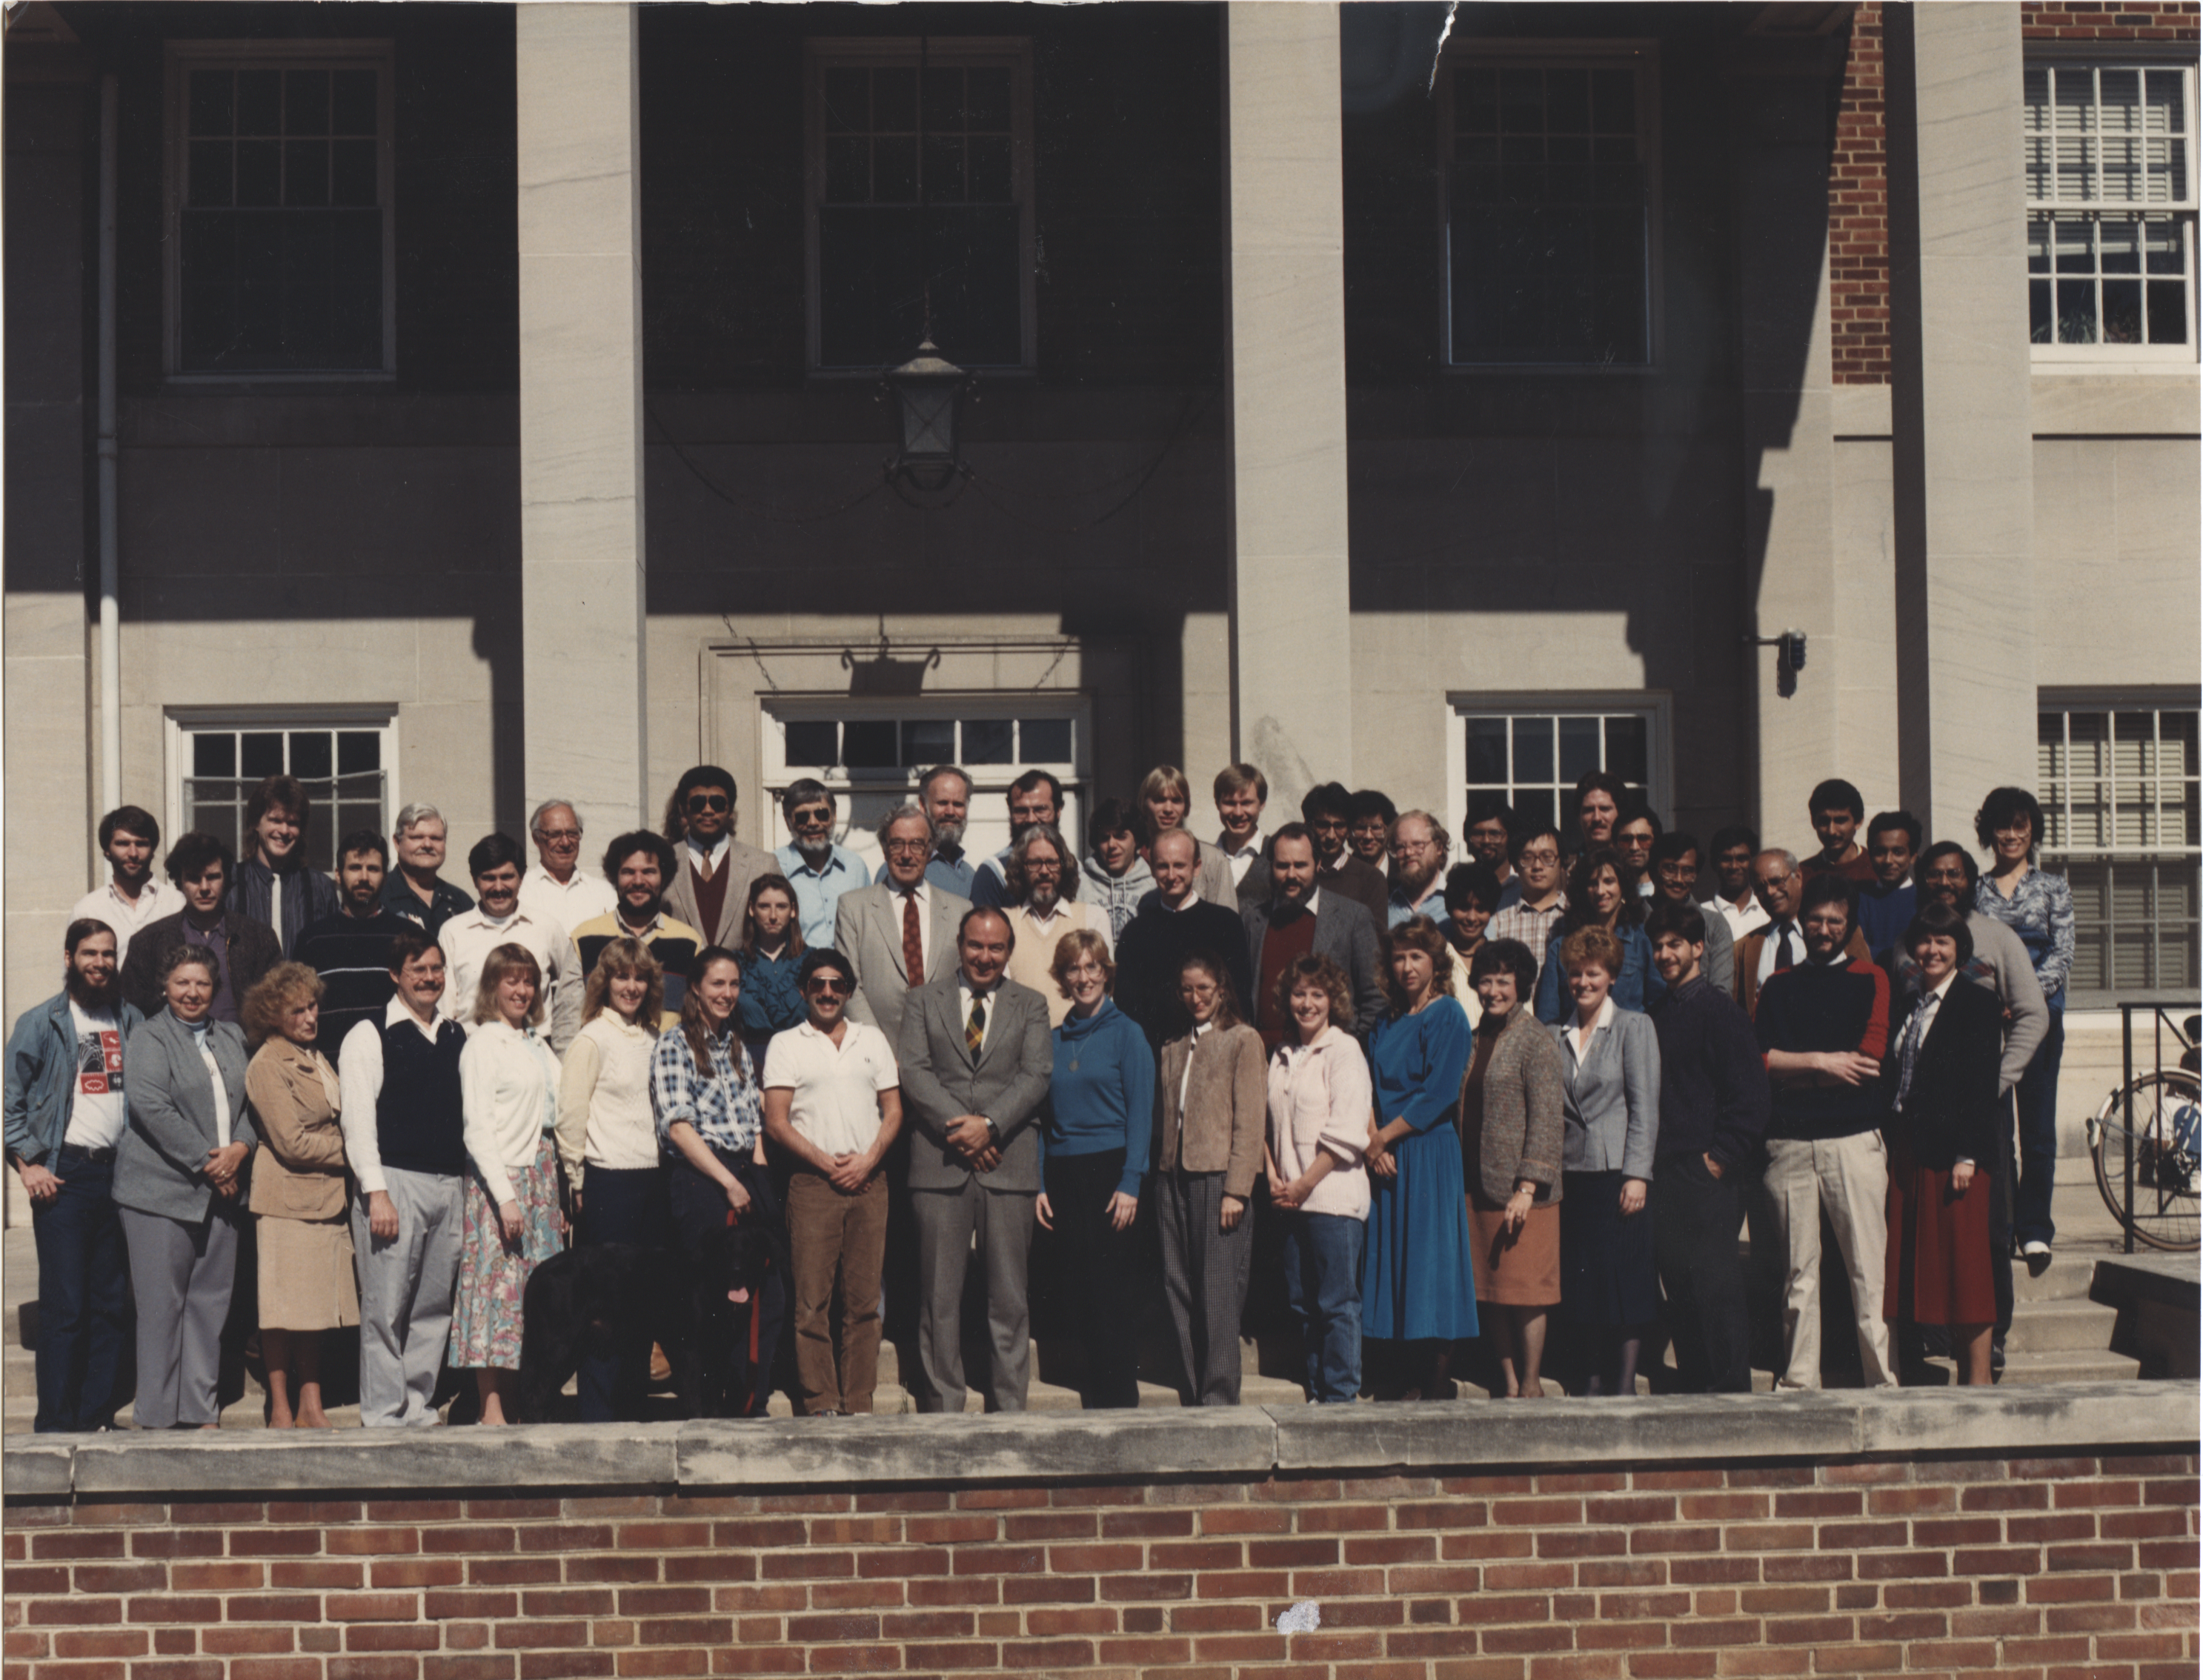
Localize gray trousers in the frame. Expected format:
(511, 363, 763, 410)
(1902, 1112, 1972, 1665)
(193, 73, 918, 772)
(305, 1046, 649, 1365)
(353, 1168, 465, 1427)
(911, 1181, 1035, 1413)
(118, 1203, 239, 1428)
(1156, 1169, 1252, 1406)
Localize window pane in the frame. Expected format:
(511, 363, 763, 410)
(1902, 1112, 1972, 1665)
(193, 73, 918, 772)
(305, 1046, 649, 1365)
(236, 140, 281, 207)
(285, 70, 330, 136)
(288, 731, 333, 780)
(1020, 718, 1072, 763)
(332, 69, 376, 136)
(872, 67, 916, 132)
(902, 719, 954, 768)
(1605, 714, 1648, 785)
(966, 67, 1011, 129)
(2056, 277, 2099, 342)
(237, 69, 282, 136)
(193, 731, 237, 777)
(1465, 717, 1509, 786)
(843, 721, 897, 771)
(189, 141, 233, 209)
(2147, 279, 2189, 344)
(961, 719, 1013, 765)
(190, 70, 234, 137)
(785, 720, 838, 767)
(1557, 717, 1601, 784)
(822, 67, 867, 133)
(240, 731, 285, 779)
(1512, 717, 1552, 786)
(336, 730, 381, 774)
(285, 140, 330, 208)
(331, 139, 376, 208)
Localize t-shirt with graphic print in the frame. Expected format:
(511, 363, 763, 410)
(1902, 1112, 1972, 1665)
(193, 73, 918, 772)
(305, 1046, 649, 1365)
(64, 1002, 126, 1151)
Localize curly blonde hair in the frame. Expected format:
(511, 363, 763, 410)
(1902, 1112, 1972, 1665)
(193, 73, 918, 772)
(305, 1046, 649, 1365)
(1558, 925, 1624, 977)
(581, 937, 663, 1032)
(241, 961, 325, 1051)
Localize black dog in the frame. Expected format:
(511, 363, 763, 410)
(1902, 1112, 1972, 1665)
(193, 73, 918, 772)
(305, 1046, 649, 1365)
(678, 1215, 787, 1420)
(516, 1241, 685, 1424)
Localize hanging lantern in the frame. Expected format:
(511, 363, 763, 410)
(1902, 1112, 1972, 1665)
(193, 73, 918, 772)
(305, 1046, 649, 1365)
(883, 339, 971, 496)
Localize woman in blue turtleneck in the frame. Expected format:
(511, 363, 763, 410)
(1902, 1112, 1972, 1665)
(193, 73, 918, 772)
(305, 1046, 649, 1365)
(1035, 929, 1155, 1410)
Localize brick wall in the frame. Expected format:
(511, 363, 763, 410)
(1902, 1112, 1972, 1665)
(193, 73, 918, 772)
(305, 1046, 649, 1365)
(6, 1450, 2196, 1680)
(1827, 1, 2201, 387)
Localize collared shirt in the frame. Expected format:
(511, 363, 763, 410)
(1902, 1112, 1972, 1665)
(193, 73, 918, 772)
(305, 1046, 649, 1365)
(1015, 897, 1113, 953)
(1386, 880, 1446, 929)
(760, 1016, 899, 1159)
(1973, 868, 2076, 1005)
(1486, 897, 1566, 978)
(1564, 993, 1617, 1069)
(63, 1002, 127, 1151)
(1177, 1017, 1215, 1109)
(650, 1025, 762, 1156)
(686, 834, 731, 879)
(875, 843, 975, 899)
(775, 841, 869, 948)
(438, 905, 582, 1052)
(1893, 972, 1956, 1116)
(381, 871, 474, 940)
(1709, 892, 1772, 942)
(1756, 919, 1805, 986)
(185, 1019, 233, 1149)
(518, 863, 617, 945)
(895, 879, 937, 977)
(179, 917, 242, 1023)
(70, 878, 179, 969)
(1215, 829, 1266, 886)
(339, 996, 447, 1196)
(957, 978, 1000, 1054)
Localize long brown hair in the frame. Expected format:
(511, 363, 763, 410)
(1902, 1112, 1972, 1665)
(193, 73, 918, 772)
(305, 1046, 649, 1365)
(741, 873, 805, 960)
(679, 946, 745, 1076)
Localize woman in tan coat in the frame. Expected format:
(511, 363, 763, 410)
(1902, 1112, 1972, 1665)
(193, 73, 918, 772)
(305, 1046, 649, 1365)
(1154, 953, 1268, 1406)
(242, 963, 357, 1429)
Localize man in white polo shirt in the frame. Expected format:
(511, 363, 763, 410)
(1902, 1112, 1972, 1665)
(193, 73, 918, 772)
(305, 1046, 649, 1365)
(760, 947, 903, 1418)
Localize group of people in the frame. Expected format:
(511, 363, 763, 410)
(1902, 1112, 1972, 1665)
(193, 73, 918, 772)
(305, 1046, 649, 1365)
(4, 754, 2072, 1430)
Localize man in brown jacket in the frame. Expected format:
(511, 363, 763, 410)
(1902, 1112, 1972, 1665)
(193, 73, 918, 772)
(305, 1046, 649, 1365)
(1733, 849, 1867, 1018)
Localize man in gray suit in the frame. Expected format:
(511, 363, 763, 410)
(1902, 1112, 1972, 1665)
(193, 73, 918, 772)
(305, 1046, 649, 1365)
(836, 805, 968, 1054)
(1241, 823, 1386, 1051)
(895, 907, 1053, 1412)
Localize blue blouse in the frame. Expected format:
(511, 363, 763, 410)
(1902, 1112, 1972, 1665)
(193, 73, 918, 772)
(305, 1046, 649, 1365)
(1040, 1000, 1156, 1198)
(1534, 922, 1667, 1024)
(737, 946, 806, 1042)
(1974, 869, 2076, 1007)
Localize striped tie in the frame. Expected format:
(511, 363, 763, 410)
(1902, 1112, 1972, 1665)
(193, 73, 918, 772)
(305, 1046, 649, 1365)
(966, 995, 987, 1058)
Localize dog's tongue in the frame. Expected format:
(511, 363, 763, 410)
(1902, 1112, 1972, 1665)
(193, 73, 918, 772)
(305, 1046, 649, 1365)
(728, 1287, 751, 1305)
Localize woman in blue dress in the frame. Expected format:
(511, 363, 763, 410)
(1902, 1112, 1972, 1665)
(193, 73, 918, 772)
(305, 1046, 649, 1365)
(1360, 917, 1479, 1400)
(1535, 847, 1665, 1024)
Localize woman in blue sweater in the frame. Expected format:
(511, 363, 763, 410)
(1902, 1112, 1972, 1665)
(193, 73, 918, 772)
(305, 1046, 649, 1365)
(1036, 929, 1156, 1409)
(737, 874, 806, 1066)
(1535, 848, 1665, 1024)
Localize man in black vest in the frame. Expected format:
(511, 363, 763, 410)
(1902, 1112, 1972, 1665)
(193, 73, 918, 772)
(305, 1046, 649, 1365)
(336, 929, 470, 1427)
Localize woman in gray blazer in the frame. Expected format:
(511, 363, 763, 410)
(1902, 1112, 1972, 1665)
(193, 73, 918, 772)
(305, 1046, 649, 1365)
(1550, 926, 1660, 1399)
(114, 944, 256, 1428)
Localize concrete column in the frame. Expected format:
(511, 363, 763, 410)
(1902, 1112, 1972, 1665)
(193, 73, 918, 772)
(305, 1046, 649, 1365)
(1732, 39, 1846, 846)
(1223, 2, 1352, 817)
(1886, 3, 2036, 841)
(517, 4, 648, 843)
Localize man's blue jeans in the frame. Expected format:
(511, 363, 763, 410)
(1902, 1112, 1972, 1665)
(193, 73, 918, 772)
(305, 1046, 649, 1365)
(1282, 1210, 1363, 1404)
(32, 1146, 130, 1432)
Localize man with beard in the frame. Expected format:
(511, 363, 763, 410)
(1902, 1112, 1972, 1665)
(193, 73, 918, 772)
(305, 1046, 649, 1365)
(1383, 811, 1451, 928)
(71, 806, 177, 969)
(439, 832, 583, 1052)
(1242, 824, 1385, 1052)
(1573, 770, 1627, 857)
(4, 920, 142, 1432)
(1463, 799, 1521, 912)
(1115, 829, 1255, 1049)
(231, 774, 344, 956)
(970, 769, 1064, 912)
(1647, 831, 1733, 997)
(872, 765, 977, 898)
(118, 832, 281, 1023)
(571, 832, 705, 1023)
(1733, 848, 1866, 1020)
(296, 831, 414, 1064)
(774, 780, 868, 948)
(998, 823, 1114, 1029)
(662, 764, 777, 951)
(1887, 840, 2050, 1367)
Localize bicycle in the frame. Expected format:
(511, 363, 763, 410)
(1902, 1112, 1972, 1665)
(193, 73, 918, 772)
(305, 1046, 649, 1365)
(2087, 1012, 2201, 1252)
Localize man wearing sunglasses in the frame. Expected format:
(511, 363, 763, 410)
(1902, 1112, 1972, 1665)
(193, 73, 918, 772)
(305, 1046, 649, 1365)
(774, 780, 868, 949)
(662, 765, 777, 951)
(760, 948, 903, 1418)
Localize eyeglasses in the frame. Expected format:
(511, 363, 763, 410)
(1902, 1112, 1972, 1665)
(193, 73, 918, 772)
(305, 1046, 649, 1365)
(1518, 849, 1560, 866)
(536, 829, 581, 845)
(789, 807, 834, 827)
(685, 794, 731, 814)
(885, 840, 931, 857)
(805, 977, 851, 995)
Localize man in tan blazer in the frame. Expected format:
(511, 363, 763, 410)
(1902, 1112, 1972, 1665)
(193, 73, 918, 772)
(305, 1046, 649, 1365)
(835, 804, 968, 1055)
(661, 765, 777, 950)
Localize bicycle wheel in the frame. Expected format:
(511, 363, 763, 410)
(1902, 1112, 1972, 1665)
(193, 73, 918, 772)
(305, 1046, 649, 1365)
(2092, 1072, 2202, 1252)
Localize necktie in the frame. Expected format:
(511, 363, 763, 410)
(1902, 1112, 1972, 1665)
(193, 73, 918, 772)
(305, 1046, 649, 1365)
(1774, 924, 1796, 972)
(1895, 997, 1933, 1111)
(902, 889, 924, 988)
(966, 995, 987, 1058)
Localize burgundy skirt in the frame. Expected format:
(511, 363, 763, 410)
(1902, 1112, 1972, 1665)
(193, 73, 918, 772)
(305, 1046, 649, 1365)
(1883, 1141, 1996, 1327)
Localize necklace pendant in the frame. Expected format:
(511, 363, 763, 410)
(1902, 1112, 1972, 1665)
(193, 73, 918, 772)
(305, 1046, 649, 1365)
(1069, 1059, 1079, 1072)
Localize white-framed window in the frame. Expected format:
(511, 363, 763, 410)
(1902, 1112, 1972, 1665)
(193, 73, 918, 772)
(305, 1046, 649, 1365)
(762, 699, 1086, 874)
(2038, 696, 2200, 1003)
(803, 37, 1036, 372)
(165, 706, 399, 874)
(165, 41, 396, 379)
(1445, 694, 1669, 846)
(1438, 44, 1660, 367)
(2025, 58, 2199, 362)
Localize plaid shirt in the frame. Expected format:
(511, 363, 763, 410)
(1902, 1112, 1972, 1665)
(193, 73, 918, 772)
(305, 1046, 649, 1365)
(649, 1026, 762, 1156)
(1486, 896, 1566, 980)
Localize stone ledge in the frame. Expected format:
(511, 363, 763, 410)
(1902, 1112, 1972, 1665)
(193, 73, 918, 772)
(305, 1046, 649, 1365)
(7, 1382, 2194, 1502)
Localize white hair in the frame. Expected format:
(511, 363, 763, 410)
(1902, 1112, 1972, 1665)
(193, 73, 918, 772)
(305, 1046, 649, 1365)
(529, 798, 580, 836)
(393, 802, 445, 836)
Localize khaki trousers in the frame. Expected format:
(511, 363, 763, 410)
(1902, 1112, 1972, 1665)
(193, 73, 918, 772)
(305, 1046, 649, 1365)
(1764, 1132, 1897, 1391)
(785, 1169, 889, 1415)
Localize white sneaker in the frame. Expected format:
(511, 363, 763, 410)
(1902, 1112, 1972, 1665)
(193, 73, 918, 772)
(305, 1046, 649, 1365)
(2021, 1240, 2051, 1257)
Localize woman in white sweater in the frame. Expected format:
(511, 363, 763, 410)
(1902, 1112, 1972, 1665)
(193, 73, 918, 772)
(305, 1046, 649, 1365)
(453, 942, 567, 1424)
(554, 937, 665, 1421)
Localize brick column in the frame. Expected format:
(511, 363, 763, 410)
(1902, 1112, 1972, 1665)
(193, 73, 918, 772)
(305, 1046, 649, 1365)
(1222, 1, 1352, 816)
(517, 4, 648, 843)
(1886, 1, 2036, 840)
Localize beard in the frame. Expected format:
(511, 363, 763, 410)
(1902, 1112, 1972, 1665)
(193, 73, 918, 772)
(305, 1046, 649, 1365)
(1397, 857, 1443, 900)
(932, 819, 966, 850)
(65, 967, 119, 1009)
